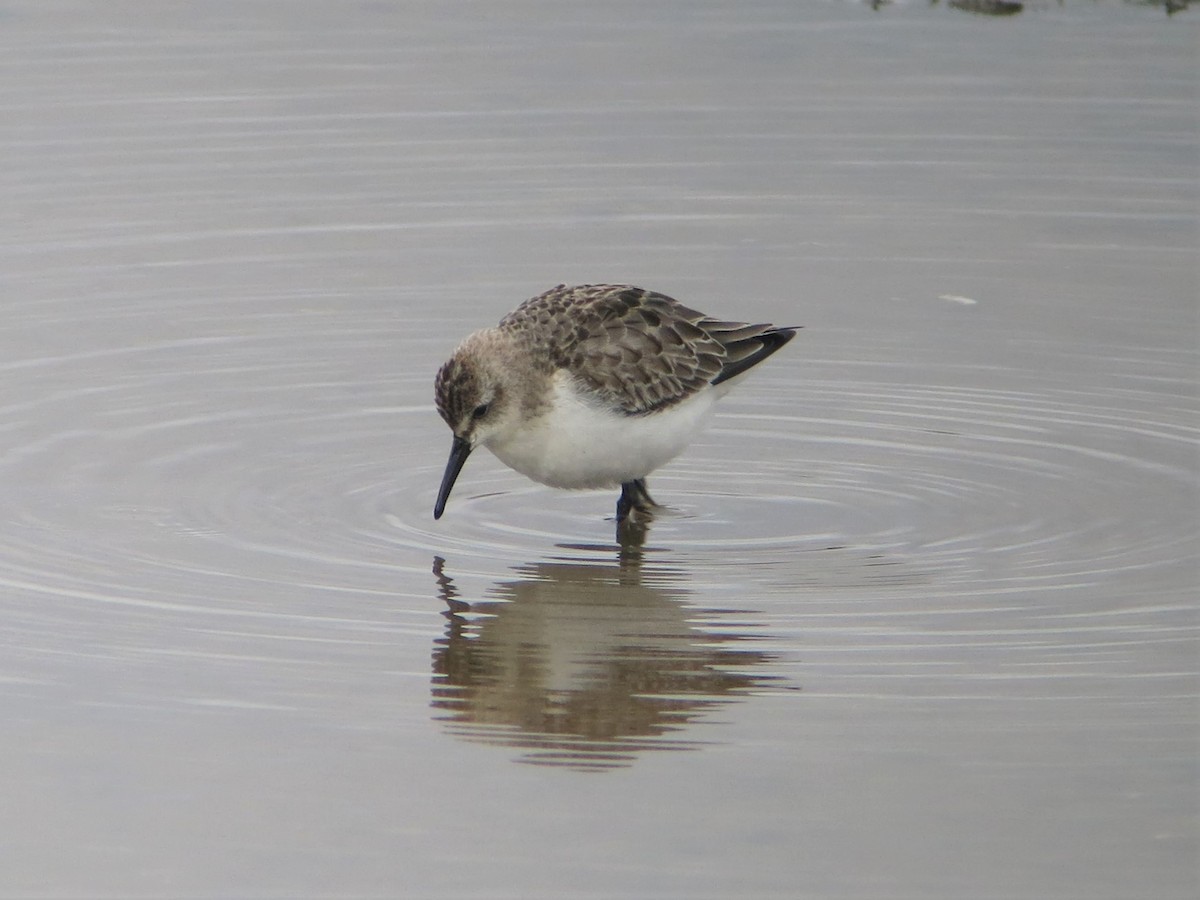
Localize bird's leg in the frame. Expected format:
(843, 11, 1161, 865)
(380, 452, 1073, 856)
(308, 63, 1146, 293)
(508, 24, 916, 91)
(616, 478, 658, 523)
(616, 479, 657, 548)
(616, 484, 634, 524)
(629, 478, 658, 511)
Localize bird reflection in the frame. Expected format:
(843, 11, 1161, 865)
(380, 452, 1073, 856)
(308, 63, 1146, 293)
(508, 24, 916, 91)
(430, 553, 784, 770)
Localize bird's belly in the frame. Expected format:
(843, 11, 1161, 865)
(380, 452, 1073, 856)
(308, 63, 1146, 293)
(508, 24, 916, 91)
(486, 386, 717, 490)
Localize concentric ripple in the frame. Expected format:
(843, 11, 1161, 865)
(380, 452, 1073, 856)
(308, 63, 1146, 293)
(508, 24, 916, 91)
(5, 292, 1194, 627)
(398, 366, 1198, 605)
(1, 293, 434, 620)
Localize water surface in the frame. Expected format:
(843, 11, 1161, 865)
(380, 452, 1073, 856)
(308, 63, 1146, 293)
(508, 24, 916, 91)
(1, 1, 1196, 897)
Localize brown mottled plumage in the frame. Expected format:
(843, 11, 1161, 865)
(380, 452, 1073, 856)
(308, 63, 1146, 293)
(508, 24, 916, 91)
(491, 284, 794, 415)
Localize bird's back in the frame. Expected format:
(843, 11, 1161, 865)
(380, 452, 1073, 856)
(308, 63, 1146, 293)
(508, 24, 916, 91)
(499, 284, 797, 416)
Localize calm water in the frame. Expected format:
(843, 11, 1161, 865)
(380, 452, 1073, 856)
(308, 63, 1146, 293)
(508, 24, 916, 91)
(2, 1, 1196, 897)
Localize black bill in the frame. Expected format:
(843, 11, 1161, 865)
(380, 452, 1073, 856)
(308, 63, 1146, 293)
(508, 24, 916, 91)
(433, 435, 472, 519)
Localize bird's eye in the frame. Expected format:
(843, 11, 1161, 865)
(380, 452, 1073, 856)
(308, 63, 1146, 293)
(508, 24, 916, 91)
(472, 402, 491, 419)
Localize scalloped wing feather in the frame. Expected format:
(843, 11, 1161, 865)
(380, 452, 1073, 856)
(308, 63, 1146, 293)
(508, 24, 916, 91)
(499, 284, 795, 415)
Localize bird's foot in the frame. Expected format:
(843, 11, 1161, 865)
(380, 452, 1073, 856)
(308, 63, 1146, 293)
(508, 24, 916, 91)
(616, 478, 658, 521)
(616, 479, 659, 546)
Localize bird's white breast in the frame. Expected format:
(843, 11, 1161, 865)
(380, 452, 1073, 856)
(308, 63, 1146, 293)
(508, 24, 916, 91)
(484, 371, 720, 489)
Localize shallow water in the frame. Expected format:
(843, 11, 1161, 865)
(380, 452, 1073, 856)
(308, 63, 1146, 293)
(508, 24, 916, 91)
(2, 1, 1197, 897)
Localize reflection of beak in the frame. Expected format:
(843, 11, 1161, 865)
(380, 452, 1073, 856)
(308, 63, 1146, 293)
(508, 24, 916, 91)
(434, 435, 473, 520)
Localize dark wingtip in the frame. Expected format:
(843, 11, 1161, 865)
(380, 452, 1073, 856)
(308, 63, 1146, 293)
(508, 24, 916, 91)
(711, 325, 801, 386)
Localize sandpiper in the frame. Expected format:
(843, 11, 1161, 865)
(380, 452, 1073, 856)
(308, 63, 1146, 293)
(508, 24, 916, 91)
(433, 283, 798, 530)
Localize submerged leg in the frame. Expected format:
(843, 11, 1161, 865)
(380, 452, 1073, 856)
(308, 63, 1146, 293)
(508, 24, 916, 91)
(616, 478, 658, 523)
(616, 479, 658, 547)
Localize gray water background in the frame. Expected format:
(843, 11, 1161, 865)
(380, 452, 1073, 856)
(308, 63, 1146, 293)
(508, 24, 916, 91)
(2, 1, 1197, 897)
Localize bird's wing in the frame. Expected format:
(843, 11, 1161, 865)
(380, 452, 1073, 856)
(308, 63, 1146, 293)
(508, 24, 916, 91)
(500, 284, 794, 415)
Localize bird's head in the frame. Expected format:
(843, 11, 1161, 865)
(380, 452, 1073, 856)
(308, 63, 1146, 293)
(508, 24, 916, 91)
(432, 332, 518, 519)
